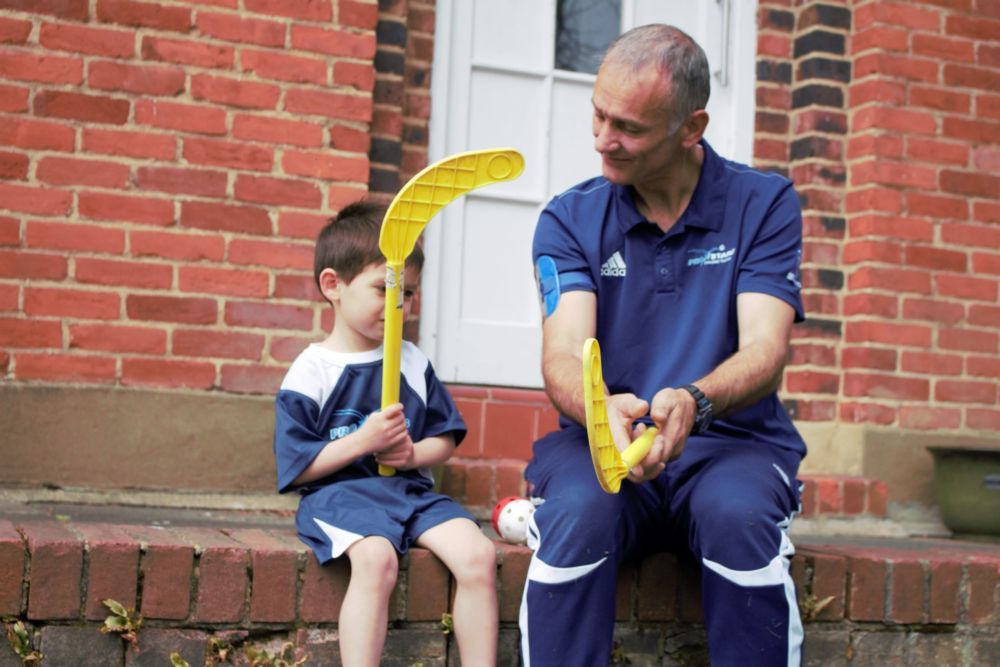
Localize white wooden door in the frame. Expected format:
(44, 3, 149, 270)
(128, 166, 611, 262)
(421, 0, 758, 388)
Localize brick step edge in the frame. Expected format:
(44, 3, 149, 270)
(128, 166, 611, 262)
(2, 518, 997, 628)
(439, 458, 889, 519)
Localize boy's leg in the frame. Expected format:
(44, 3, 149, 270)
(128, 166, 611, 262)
(520, 426, 668, 666)
(340, 536, 399, 667)
(667, 443, 803, 667)
(416, 518, 498, 667)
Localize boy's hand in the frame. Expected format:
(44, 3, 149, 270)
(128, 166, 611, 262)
(357, 403, 410, 454)
(375, 435, 416, 469)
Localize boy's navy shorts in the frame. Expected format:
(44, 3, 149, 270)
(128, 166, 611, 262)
(294, 475, 475, 564)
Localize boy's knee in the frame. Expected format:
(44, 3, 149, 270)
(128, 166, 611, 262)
(453, 534, 497, 585)
(348, 537, 399, 582)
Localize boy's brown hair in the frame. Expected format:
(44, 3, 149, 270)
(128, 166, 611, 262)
(314, 200, 425, 290)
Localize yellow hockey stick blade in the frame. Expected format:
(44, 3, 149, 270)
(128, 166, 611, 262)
(378, 148, 525, 263)
(583, 338, 658, 494)
(378, 148, 524, 476)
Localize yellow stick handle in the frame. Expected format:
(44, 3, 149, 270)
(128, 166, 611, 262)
(620, 427, 658, 469)
(379, 261, 404, 476)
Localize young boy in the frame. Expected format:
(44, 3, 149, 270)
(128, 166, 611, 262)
(273, 201, 498, 666)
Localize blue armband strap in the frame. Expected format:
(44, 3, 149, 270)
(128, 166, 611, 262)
(535, 255, 560, 317)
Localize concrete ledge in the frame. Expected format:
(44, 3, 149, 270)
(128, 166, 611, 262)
(1, 506, 998, 666)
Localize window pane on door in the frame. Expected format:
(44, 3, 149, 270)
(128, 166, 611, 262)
(555, 0, 621, 74)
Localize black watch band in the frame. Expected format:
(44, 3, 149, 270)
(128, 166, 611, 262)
(682, 384, 713, 435)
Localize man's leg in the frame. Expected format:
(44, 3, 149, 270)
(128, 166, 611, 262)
(520, 426, 667, 666)
(668, 442, 803, 667)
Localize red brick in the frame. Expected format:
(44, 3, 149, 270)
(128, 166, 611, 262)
(76, 257, 171, 290)
(968, 408, 1000, 430)
(790, 343, 837, 368)
(126, 294, 217, 324)
(270, 335, 311, 362)
(840, 402, 898, 425)
(88, 61, 186, 96)
(136, 166, 228, 197)
(141, 35, 234, 68)
(852, 25, 909, 54)
(334, 61, 375, 91)
(121, 357, 216, 389)
(616, 562, 634, 621)
(135, 98, 227, 135)
(36, 156, 130, 189)
(845, 188, 903, 216)
(901, 406, 963, 430)
(852, 106, 936, 137)
(70, 324, 166, 354)
(285, 88, 373, 122)
(244, 0, 331, 20)
(814, 477, 842, 514)
(0, 318, 62, 348)
(972, 253, 1000, 277)
(35, 90, 129, 125)
(852, 160, 936, 190)
(943, 222, 1000, 250)
(906, 136, 969, 165)
(225, 301, 314, 330)
(845, 320, 932, 348)
(178, 266, 269, 298)
(97, 0, 192, 31)
(25, 220, 125, 254)
(78, 191, 175, 226)
(890, 560, 925, 624)
(966, 560, 997, 624)
(233, 114, 325, 148)
(183, 137, 274, 171)
(276, 211, 328, 239)
(24, 286, 120, 320)
(0, 118, 76, 152)
(405, 549, 450, 621)
(842, 293, 898, 318)
(0, 519, 25, 615)
(637, 552, 678, 621)
(82, 128, 177, 161)
(340, 0, 378, 28)
(132, 230, 223, 263)
(811, 553, 847, 620)
(173, 329, 265, 360)
(463, 463, 493, 507)
(970, 304, 1000, 328)
(941, 169, 1000, 199)
(482, 402, 535, 460)
(219, 363, 286, 395)
(16, 353, 117, 383)
(291, 24, 376, 58)
(38, 22, 134, 57)
(946, 13, 1000, 41)
(928, 560, 961, 623)
(936, 274, 998, 302)
(299, 555, 348, 622)
(494, 461, 525, 499)
(844, 371, 931, 401)
(901, 351, 964, 376)
(677, 560, 704, 623)
(905, 192, 968, 220)
(936, 380, 997, 404)
(496, 543, 530, 623)
(241, 49, 327, 85)
(785, 370, 840, 394)
(0, 250, 67, 281)
(173, 528, 248, 623)
(75, 524, 139, 621)
(854, 2, 940, 31)
(228, 238, 312, 270)
(841, 478, 867, 515)
(905, 246, 968, 273)
(0, 150, 27, 179)
(195, 11, 286, 46)
(178, 201, 271, 236)
(0, 16, 31, 44)
(234, 175, 322, 209)
(282, 150, 369, 181)
(124, 526, 193, 620)
(943, 117, 1000, 145)
(914, 33, 975, 62)
(0, 83, 29, 113)
(847, 267, 933, 295)
(0, 52, 83, 85)
(967, 355, 1000, 378)
(227, 529, 302, 623)
(849, 213, 934, 241)
(939, 327, 998, 353)
(20, 520, 83, 620)
(848, 556, 886, 621)
(190, 73, 281, 110)
(847, 133, 904, 161)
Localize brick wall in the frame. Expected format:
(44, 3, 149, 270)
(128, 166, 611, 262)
(757, 0, 999, 439)
(0, 0, 424, 395)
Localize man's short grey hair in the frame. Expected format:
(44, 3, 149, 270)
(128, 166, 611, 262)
(602, 24, 710, 129)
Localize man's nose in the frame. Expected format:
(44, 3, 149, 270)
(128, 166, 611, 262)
(594, 122, 617, 153)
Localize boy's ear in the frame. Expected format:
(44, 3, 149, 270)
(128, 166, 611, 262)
(318, 268, 342, 303)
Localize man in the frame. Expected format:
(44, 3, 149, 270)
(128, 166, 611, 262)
(521, 25, 806, 666)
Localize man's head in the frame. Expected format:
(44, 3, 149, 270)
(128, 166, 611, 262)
(591, 25, 710, 187)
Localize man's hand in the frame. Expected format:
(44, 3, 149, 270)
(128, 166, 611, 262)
(649, 387, 697, 462)
(606, 393, 665, 483)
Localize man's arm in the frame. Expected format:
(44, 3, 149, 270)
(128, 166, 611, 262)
(639, 292, 796, 477)
(542, 290, 650, 452)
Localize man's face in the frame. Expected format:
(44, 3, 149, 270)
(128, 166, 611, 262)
(591, 61, 681, 188)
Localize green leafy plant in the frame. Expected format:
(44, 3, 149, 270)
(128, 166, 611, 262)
(799, 593, 836, 622)
(168, 653, 191, 667)
(207, 637, 236, 665)
(244, 641, 308, 667)
(439, 611, 454, 636)
(2, 618, 42, 665)
(99, 598, 142, 648)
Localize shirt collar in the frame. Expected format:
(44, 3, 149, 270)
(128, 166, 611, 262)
(612, 139, 728, 234)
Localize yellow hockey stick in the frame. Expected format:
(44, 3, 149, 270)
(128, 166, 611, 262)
(378, 148, 525, 475)
(583, 338, 658, 493)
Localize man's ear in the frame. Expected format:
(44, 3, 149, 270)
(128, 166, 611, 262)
(681, 109, 709, 148)
(318, 268, 342, 303)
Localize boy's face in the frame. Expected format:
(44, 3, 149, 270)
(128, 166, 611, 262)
(331, 261, 419, 350)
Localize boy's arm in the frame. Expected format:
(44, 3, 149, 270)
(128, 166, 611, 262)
(291, 403, 410, 486)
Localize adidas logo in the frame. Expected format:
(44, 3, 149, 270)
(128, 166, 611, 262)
(600, 251, 626, 277)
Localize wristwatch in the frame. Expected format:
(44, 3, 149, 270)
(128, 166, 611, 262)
(682, 384, 713, 435)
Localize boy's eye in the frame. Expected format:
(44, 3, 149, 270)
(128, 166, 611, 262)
(403, 289, 415, 299)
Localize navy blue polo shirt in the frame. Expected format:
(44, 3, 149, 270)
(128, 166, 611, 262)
(533, 140, 806, 455)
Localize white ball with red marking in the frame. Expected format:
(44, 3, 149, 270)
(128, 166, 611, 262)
(491, 496, 536, 545)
